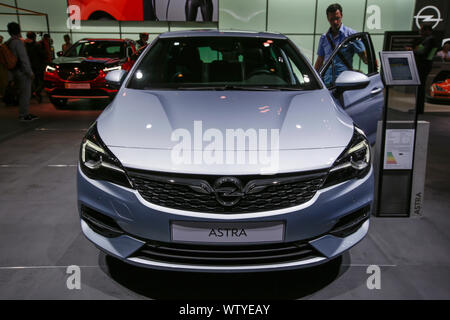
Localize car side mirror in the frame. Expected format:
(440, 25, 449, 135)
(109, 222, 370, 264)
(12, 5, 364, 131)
(57, 51, 63, 57)
(105, 69, 128, 89)
(335, 71, 370, 93)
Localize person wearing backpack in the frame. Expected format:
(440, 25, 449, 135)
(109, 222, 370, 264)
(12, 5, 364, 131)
(6, 22, 37, 121)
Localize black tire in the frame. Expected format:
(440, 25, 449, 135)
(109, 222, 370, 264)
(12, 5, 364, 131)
(49, 97, 68, 107)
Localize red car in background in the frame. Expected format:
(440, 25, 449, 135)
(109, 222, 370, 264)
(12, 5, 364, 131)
(44, 38, 136, 107)
(68, 0, 152, 20)
(427, 70, 450, 105)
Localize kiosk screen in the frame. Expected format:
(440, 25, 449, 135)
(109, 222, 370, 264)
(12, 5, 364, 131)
(388, 58, 412, 81)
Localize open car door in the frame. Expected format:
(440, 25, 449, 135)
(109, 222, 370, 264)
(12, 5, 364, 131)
(319, 32, 383, 144)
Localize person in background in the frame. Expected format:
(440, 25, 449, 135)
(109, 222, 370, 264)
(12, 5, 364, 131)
(39, 33, 53, 64)
(62, 34, 72, 53)
(136, 33, 149, 50)
(406, 23, 439, 114)
(314, 3, 366, 85)
(185, 0, 213, 22)
(436, 41, 450, 62)
(0, 35, 7, 98)
(25, 31, 45, 103)
(49, 36, 55, 60)
(6, 22, 37, 121)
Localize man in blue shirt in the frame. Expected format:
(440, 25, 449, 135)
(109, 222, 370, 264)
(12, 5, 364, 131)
(314, 3, 367, 86)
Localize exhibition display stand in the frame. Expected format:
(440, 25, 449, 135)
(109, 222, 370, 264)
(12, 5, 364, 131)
(374, 51, 429, 217)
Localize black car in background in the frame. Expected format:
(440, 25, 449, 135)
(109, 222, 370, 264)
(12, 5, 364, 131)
(44, 38, 136, 107)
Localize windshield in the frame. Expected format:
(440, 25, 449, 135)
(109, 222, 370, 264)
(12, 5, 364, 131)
(127, 36, 319, 90)
(64, 40, 125, 58)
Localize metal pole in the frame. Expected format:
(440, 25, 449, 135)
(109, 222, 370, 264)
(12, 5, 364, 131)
(14, 0, 20, 25)
(45, 14, 50, 36)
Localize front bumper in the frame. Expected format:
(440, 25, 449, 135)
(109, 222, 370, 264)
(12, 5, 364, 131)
(77, 165, 373, 272)
(44, 73, 117, 99)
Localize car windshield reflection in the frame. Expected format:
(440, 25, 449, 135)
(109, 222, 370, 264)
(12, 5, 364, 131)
(127, 37, 319, 90)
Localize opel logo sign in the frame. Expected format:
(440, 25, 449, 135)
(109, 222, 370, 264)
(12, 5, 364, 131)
(213, 177, 244, 207)
(414, 5, 443, 29)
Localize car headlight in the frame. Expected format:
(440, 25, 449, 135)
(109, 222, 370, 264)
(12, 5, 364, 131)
(103, 65, 121, 72)
(79, 123, 133, 188)
(323, 126, 371, 188)
(45, 65, 56, 73)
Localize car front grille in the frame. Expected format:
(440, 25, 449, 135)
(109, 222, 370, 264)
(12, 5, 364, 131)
(57, 64, 100, 81)
(127, 169, 327, 214)
(130, 240, 324, 266)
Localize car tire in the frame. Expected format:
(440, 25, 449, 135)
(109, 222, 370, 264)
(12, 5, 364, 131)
(49, 97, 68, 107)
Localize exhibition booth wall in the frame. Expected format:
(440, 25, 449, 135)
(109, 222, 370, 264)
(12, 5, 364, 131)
(0, 0, 416, 64)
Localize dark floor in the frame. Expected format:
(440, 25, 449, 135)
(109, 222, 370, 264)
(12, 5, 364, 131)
(0, 97, 449, 300)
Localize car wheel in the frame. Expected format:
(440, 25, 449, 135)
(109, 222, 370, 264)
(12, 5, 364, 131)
(49, 97, 68, 107)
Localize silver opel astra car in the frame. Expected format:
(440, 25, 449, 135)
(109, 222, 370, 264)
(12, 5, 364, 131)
(77, 30, 380, 272)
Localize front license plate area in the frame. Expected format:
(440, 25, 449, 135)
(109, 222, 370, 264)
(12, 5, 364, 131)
(171, 221, 285, 244)
(65, 83, 91, 89)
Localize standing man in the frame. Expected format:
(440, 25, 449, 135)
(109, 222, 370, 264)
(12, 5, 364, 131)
(7, 22, 37, 121)
(25, 31, 45, 103)
(62, 34, 72, 53)
(314, 3, 366, 85)
(136, 33, 149, 50)
(407, 24, 438, 114)
(0, 35, 7, 98)
(39, 34, 53, 64)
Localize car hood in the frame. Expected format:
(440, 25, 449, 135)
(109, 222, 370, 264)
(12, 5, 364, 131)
(52, 56, 121, 65)
(97, 88, 354, 151)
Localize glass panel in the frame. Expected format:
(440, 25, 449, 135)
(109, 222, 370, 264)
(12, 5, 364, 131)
(120, 21, 168, 34)
(288, 35, 314, 64)
(169, 22, 218, 31)
(0, 0, 19, 40)
(366, 0, 415, 34)
(218, 0, 266, 31)
(370, 34, 384, 70)
(16, 0, 68, 32)
(267, 0, 315, 33)
(313, 35, 322, 65)
(75, 20, 120, 33)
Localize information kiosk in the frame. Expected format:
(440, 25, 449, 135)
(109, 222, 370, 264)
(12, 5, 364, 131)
(375, 51, 429, 217)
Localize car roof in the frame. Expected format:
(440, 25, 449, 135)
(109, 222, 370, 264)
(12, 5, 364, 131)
(158, 29, 288, 40)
